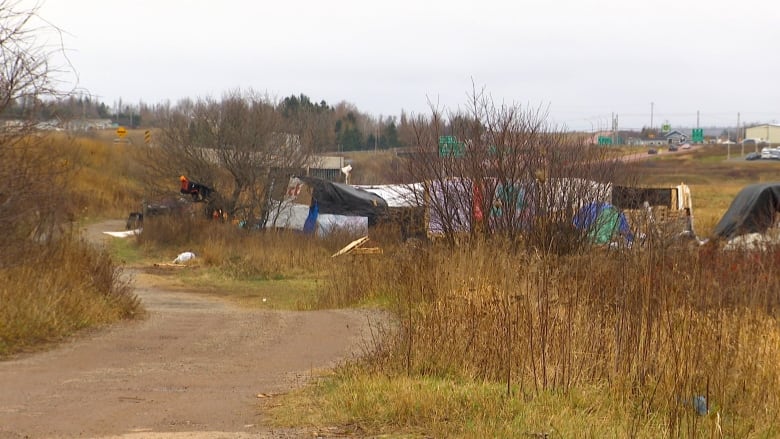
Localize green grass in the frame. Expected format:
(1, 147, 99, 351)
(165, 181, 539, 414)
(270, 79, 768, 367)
(175, 267, 323, 310)
(103, 227, 328, 310)
(106, 234, 146, 265)
(268, 373, 745, 438)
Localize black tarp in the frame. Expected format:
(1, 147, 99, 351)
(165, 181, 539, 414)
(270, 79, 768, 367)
(712, 182, 780, 239)
(299, 176, 388, 224)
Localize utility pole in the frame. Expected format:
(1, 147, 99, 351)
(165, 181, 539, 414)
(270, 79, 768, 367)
(696, 110, 700, 129)
(650, 102, 654, 130)
(737, 112, 742, 157)
(613, 113, 619, 145)
(737, 112, 741, 143)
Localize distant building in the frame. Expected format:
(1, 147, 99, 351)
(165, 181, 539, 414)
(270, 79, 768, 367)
(745, 124, 780, 145)
(306, 155, 346, 181)
(664, 130, 688, 145)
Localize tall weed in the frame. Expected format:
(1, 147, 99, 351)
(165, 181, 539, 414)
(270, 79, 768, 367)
(0, 237, 141, 356)
(324, 240, 780, 434)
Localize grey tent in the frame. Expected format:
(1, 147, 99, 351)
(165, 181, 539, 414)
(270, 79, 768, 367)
(712, 182, 780, 239)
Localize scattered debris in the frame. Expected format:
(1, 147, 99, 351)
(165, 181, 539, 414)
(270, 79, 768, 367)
(152, 263, 187, 269)
(173, 251, 196, 264)
(331, 236, 383, 257)
(103, 230, 140, 238)
(679, 395, 709, 416)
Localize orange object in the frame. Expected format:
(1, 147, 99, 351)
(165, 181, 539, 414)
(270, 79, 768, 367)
(180, 176, 189, 192)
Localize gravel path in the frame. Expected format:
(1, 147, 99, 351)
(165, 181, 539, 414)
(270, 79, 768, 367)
(0, 220, 386, 438)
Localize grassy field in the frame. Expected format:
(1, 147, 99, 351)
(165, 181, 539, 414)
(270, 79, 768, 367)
(99, 141, 780, 437)
(264, 144, 780, 438)
(634, 144, 780, 235)
(6, 135, 780, 436)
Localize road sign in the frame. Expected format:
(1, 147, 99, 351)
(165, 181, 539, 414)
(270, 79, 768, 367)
(662, 123, 671, 133)
(116, 126, 127, 138)
(144, 130, 151, 144)
(692, 128, 704, 143)
(438, 135, 465, 158)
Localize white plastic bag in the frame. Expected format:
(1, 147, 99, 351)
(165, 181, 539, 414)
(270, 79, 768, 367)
(173, 251, 196, 264)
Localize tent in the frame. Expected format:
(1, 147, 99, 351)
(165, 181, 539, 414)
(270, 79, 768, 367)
(574, 202, 633, 245)
(712, 182, 780, 239)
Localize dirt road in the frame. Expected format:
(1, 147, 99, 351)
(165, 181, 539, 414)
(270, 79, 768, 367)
(0, 221, 386, 438)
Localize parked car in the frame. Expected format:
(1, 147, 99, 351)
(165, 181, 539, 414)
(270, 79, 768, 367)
(668, 145, 679, 152)
(647, 148, 658, 155)
(760, 147, 780, 160)
(745, 152, 761, 161)
(680, 143, 691, 150)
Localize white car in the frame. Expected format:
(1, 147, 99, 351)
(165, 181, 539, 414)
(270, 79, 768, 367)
(760, 147, 780, 160)
(680, 143, 691, 150)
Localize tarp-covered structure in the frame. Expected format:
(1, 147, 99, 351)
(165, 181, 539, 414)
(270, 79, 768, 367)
(266, 176, 388, 237)
(297, 176, 388, 224)
(265, 173, 694, 243)
(712, 182, 780, 239)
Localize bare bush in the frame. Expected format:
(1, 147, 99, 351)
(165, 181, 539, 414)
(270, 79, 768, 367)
(403, 88, 629, 253)
(0, 1, 140, 355)
(0, 1, 77, 265)
(144, 90, 315, 223)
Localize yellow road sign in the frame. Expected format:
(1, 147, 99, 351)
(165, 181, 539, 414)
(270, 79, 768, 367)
(116, 126, 127, 138)
(144, 130, 151, 144)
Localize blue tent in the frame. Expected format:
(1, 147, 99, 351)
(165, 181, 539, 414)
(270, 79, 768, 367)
(574, 202, 633, 244)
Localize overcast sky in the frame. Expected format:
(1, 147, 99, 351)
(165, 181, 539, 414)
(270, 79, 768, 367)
(28, 0, 780, 130)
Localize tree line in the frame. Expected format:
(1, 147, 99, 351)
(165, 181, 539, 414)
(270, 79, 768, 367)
(1, 90, 414, 152)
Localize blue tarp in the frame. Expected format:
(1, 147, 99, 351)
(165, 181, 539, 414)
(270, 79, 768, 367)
(303, 200, 319, 234)
(574, 202, 633, 244)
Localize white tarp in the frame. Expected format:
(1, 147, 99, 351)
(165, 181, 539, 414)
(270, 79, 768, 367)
(356, 184, 423, 208)
(103, 229, 140, 238)
(316, 214, 368, 236)
(267, 202, 310, 231)
(267, 200, 368, 237)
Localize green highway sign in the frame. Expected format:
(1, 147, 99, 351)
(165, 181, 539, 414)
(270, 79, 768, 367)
(438, 135, 465, 158)
(692, 128, 704, 143)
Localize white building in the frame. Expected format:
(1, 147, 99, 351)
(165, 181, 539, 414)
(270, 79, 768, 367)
(745, 124, 780, 145)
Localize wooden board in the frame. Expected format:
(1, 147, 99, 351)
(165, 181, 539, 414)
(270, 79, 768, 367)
(331, 236, 370, 257)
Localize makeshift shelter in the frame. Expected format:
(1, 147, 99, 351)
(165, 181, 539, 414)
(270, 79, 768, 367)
(266, 176, 387, 237)
(574, 202, 633, 245)
(712, 182, 780, 239)
(613, 183, 694, 239)
(297, 176, 388, 224)
(357, 184, 427, 240)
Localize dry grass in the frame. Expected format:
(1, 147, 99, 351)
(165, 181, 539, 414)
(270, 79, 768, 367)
(0, 237, 141, 357)
(121, 142, 780, 436)
(10, 135, 777, 435)
(342, 150, 405, 184)
(0, 133, 144, 357)
(259, 145, 780, 436)
(267, 240, 780, 437)
(135, 214, 347, 309)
